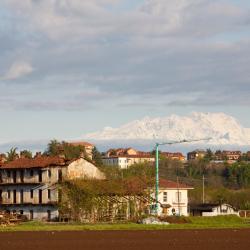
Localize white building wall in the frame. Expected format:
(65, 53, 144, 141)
(152, 189, 189, 216)
(103, 157, 155, 169)
(202, 204, 239, 217)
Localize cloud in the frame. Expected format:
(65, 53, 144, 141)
(0, 0, 250, 111)
(1, 61, 33, 80)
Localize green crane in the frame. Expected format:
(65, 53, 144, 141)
(154, 138, 211, 215)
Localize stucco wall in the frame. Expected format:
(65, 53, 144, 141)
(152, 189, 189, 216)
(66, 158, 105, 180)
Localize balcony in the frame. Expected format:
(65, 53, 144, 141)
(0, 201, 58, 206)
(0, 181, 44, 186)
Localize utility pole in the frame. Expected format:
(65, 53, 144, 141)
(155, 143, 159, 214)
(177, 175, 180, 216)
(202, 175, 205, 204)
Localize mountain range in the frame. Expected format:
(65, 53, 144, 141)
(83, 112, 250, 146)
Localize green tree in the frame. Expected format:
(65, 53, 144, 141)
(92, 147, 103, 166)
(204, 148, 213, 161)
(45, 139, 61, 156)
(6, 147, 18, 162)
(20, 150, 32, 159)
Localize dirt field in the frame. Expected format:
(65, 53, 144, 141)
(0, 229, 250, 250)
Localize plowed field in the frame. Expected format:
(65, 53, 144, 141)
(0, 229, 250, 250)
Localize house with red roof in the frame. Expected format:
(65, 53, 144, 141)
(0, 154, 105, 221)
(103, 148, 155, 169)
(151, 179, 193, 216)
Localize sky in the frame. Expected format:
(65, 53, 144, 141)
(0, 0, 250, 145)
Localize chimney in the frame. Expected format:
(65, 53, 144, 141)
(59, 153, 66, 159)
(0, 154, 7, 164)
(34, 152, 42, 158)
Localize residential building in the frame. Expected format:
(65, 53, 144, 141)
(151, 179, 193, 216)
(161, 152, 185, 161)
(222, 151, 241, 161)
(214, 151, 242, 164)
(187, 150, 206, 161)
(190, 203, 239, 217)
(103, 147, 154, 169)
(106, 148, 138, 157)
(102, 155, 155, 169)
(0, 155, 105, 221)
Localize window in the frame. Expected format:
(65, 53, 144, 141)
(7, 190, 11, 199)
(7, 171, 11, 178)
(30, 190, 33, 199)
(39, 189, 42, 204)
(20, 170, 24, 183)
(163, 192, 168, 202)
(48, 189, 51, 200)
(13, 171, 16, 183)
(38, 170, 42, 182)
(20, 190, 24, 203)
(13, 190, 16, 203)
(30, 170, 34, 177)
(48, 170, 52, 178)
(58, 169, 62, 182)
(175, 191, 182, 203)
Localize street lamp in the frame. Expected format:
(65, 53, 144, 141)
(154, 138, 211, 215)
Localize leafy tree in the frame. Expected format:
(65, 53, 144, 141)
(204, 148, 213, 161)
(6, 147, 18, 162)
(45, 139, 61, 156)
(92, 147, 103, 166)
(45, 140, 90, 161)
(20, 150, 32, 159)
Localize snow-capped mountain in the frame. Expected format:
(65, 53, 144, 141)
(83, 112, 250, 146)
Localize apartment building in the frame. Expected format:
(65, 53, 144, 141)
(102, 155, 155, 169)
(161, 152, 185, 161)
(222, 151, 242, 161)
(103, 147, 155, 169)
(0, 156, 105, 221)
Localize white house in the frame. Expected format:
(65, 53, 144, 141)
(151, 179, 193, 216)
(190, 203, 239, 217)
(102, 155, 155, 169)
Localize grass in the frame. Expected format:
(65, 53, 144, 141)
(1, 216, 250, 232)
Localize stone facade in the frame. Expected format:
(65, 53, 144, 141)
(0, 157, 104, 221)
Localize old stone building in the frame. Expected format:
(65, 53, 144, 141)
(0, 156, 105, 221)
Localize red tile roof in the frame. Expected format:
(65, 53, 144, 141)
(69, 141, 94, 147)
(1, 156, 66, 169)
(103, 154, 154, 159)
